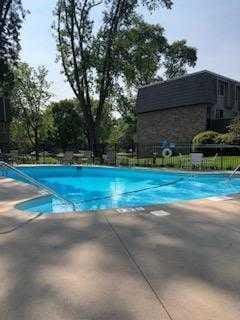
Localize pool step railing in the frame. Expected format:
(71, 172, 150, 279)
(0, 161, 77, 211)
(229, 164, 240, 179)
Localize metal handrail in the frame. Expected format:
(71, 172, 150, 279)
(0, 161, 77, 211)
(229, 164, 240, 179)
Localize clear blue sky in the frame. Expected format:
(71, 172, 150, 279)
(21, 0, 240, 101)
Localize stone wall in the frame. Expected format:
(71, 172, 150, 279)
(137, 104, 208, 144)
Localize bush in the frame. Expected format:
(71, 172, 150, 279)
(192, 130, 239, 156)
(192, 131, 219, 146)
(228, 118, 240, 139)
(192, 131, 220, 156)
(215, 133, 233, 144)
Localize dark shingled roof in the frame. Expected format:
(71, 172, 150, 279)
(136, 70, 240, 114)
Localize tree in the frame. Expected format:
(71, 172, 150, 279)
(164, 40, 197, 79)
(12, 63, 52, 160)
(50, 99, 86, 150)
(216, 118, 240, 145)
(111, 93, 137, 146)
(0, 0, 27, 94)
(228, 118, 240, 140)
(54, 0, 197, 155)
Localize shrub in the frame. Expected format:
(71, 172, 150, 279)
(227, 118, 240, 144)
(193, 130, 239, 156)
(215, 133, 233, 144)
(192, 131, 219, 146)
(192, 131, 220, 156)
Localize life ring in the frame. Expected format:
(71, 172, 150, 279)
(162, 148, 172, 158)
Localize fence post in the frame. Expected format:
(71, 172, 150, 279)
(114, 143, 117, 166)
(221, 143, 223, 170)
(92, 143, 95, 165)
(152, 152, 156, 166)
(131, 144, 134, 167)
(136, 143, 139, 166)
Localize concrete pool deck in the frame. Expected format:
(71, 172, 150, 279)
(0, 177, 240, 320)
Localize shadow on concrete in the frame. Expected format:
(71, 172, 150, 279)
(107, 199, 240, 319)
(1, 198, 240, 319)
(0, 213, 166, 320)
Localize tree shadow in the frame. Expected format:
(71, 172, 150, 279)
(106, 200, 240, 318)
(1, 198, 240, 319)
(0, 213, 164, 320)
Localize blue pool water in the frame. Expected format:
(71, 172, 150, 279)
(3, 166, 240, 214)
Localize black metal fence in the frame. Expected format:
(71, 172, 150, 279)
(1, 143, 240, 171)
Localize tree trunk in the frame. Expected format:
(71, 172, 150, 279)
(34, 128, 39, 162)
(87, 123, 103, 160)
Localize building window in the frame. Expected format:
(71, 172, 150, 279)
(216, 109, 224, 119)
(218, 80, 228, 96)
(236, 86, 240, 102)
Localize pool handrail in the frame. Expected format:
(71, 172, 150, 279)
(0, 161, 77, 211)
(229, 164, 240, 179)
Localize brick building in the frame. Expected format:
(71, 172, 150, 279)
(136, 70, 240, 144)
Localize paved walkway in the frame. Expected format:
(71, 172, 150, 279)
(0, 177, 240, 320)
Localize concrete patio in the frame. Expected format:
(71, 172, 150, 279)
(0, 177, 240, 320)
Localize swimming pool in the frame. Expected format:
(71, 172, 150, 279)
(4, 165, 240, 214)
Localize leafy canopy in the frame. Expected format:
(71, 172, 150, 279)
(0, 0, 27, 94)
(50, 99, 86, 149)
(12, 62, 52, 158)
(54, 0, 197, 150)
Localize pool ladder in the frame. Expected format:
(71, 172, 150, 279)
(229, 164, 240, 180)
(0, 161, 77, 211)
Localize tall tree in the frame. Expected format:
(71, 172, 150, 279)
(50, 99, 86, 150)
(0, 0, 26, 94)
(163, 40, 197, 79)
(12, 63, 52, 160)
(54, 0, 196, 155)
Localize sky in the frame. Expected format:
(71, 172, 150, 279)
(20, 0, 240, 101)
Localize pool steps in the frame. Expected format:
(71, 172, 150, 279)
(0, 161, 77, 211)
(229, 164, 240, 179)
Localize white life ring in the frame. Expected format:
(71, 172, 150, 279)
(162, 148, 172, 158)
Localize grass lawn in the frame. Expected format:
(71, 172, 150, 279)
(13, 153, 240, 170)
(117, 154, 240, 170)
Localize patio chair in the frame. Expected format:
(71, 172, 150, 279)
(103, 151, 116, 165)
(61, 151, 74, 165)
(191, 153, 203, 169)
(8, 150, 19, 165)
(74, 150, 93, 164)
(82, 150, 93, 164)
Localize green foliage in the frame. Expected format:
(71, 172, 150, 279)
(107, 115, 136, 147)
(9, 119, 32, 150)
(227, 118, 240, 142)
(50, 99, 86, 150)
(192, 131, 219, 146)
(0, 0, 27, 94)
(12, 62, 52, 158)
(54, 0, 197, 152)
(107, 92, 137, 146)
(215, 133, 233, 144)
(164, 40, 197, 79)
(194, 118, 240, 147)
(47, 99, 114, 150)
(114, 19, 167, 87)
